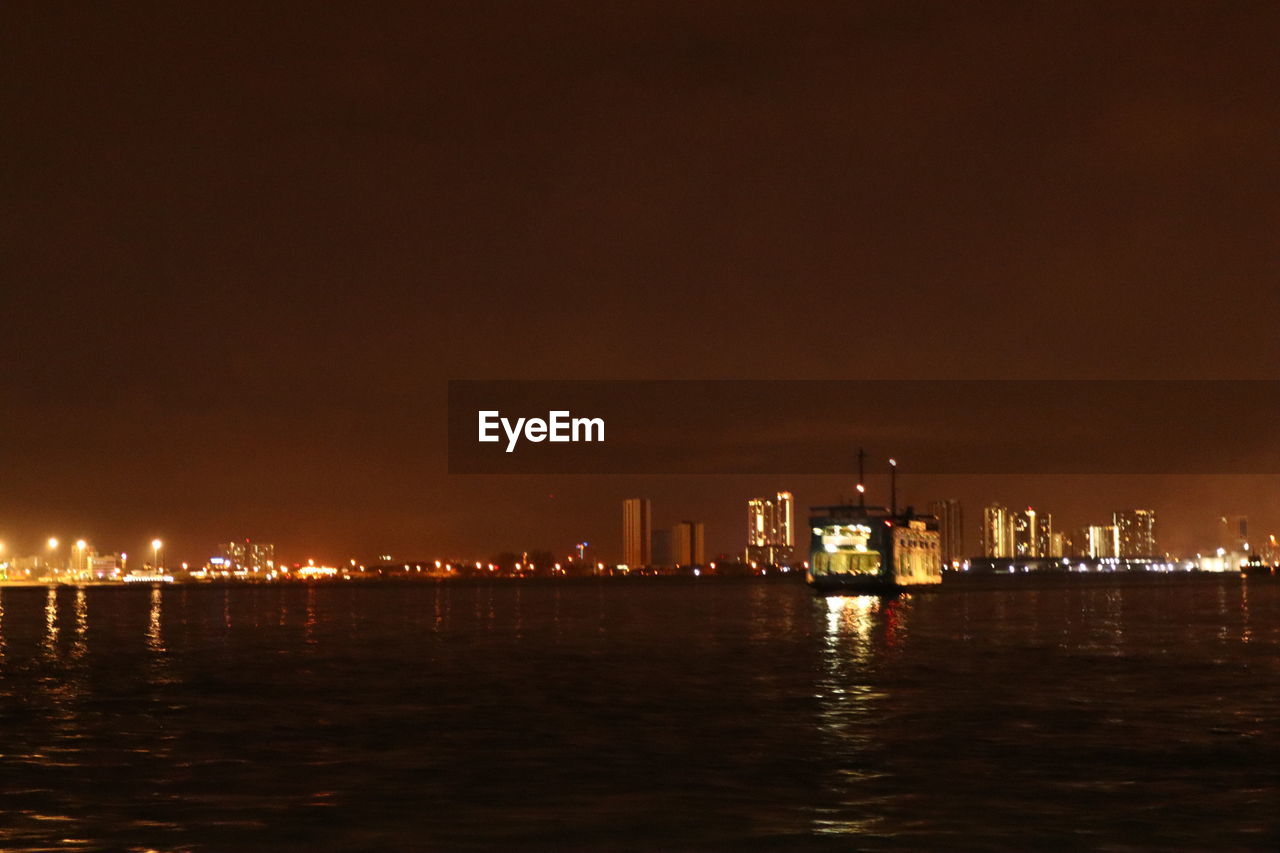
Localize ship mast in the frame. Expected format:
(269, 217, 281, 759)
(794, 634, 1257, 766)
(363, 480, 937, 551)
(856, 447, 866, 510)
(889, 456, 898, 515)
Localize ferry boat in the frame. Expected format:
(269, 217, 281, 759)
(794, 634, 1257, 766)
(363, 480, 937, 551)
(806, 452, 944, 594)
(122, 571, 175, 584)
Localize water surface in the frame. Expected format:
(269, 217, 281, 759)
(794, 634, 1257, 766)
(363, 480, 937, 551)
(0, 577, 1277, 850)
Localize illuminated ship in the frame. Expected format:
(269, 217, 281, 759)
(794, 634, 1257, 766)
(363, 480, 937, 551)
(806, 452, 943, 594)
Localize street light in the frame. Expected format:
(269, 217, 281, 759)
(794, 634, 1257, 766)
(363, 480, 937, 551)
(152, 538, 163, 570)
(47, 537, 60, 574)
(75, 539, 88, 577)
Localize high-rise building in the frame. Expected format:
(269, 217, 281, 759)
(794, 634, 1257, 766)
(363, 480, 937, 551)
(1070, 526, 1089, 558)
(746, 491, 794, 564)
(1114, 509, 1157, 557)
(217, 540, 277, 573)
(1218, 515, 1249, 570)
(982, 504, 1014, 558)
(1219, 515, 1249, 553)
(651, 528, 673, 568)
(622, 498, 652, 568)
(1012, 508, 1033, 557)
(1035, 512, 1053, 558)
(1009, 507, 1053, 558)
(1084, 525, 1118, 558)
(672, 521, 706, 567)
(250, 542, 275, 571)
(929, 499, 964, 564)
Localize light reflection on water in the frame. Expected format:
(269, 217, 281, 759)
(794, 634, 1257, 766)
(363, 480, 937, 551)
(41, 586, 58, 660)
(0, 577, 1274, 851)
(147, 586, 164, 654)
(813, 595, 883, 836)
(71, 587, 88, 663)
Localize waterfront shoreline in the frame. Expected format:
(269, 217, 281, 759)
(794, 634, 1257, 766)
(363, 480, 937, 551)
(1, 570, 1269, 590)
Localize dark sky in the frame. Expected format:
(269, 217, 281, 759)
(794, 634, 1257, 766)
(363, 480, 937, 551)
(2, 1, 1278, 564)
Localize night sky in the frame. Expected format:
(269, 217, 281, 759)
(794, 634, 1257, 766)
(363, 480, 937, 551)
(3, 2, 1278, 563)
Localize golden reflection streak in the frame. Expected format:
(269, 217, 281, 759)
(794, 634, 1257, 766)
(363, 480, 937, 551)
(147, 586, 165, 653)
(304, 585, 317, 645)
(514, 587, 523, 640)
(813, 594, 886, 837)
(72, 586, 88, 661)
(824, 595, 878, 665)
(0, 587, 6, 665)
(1216, 582, 1230, 643)
(42, 586, 59, 659)
(1240, 578, 1251, 644)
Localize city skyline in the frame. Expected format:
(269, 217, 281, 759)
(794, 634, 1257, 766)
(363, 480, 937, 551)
(3, 475, 1276, 570)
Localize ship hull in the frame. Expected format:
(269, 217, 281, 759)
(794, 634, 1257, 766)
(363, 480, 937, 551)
(807, 572, 902, 595)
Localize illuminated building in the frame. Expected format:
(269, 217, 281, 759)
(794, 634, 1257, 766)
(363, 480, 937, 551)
(1013, 507, 1034, 555)
(672, 521, 706, 567)
(746, 491, 795, 564)
(1262, 534, 1279, 565)
(622, 498, 652, 568)
(1114, 509, 1157, 557)
(982, 504, 1014, 558)
(88, 554, 120, 578)
(1012, 508, 1033, 556)
(1219, 515, 1249, 569)
(1067, 527, 1085, 558)
(217, 539, 276, 574)
(1196, 553, 1227, 572)
(1219, 515, 1248, 553)
(1085, 525, 1118, 558)
(1012, 507, 1051, 557)
(929, 499, 964, 563)
(250, 542, 275, 571)
(1036, 512, 1053, 558)
(11, 555, 50, 576)
(1068, 525, 1118, 559)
